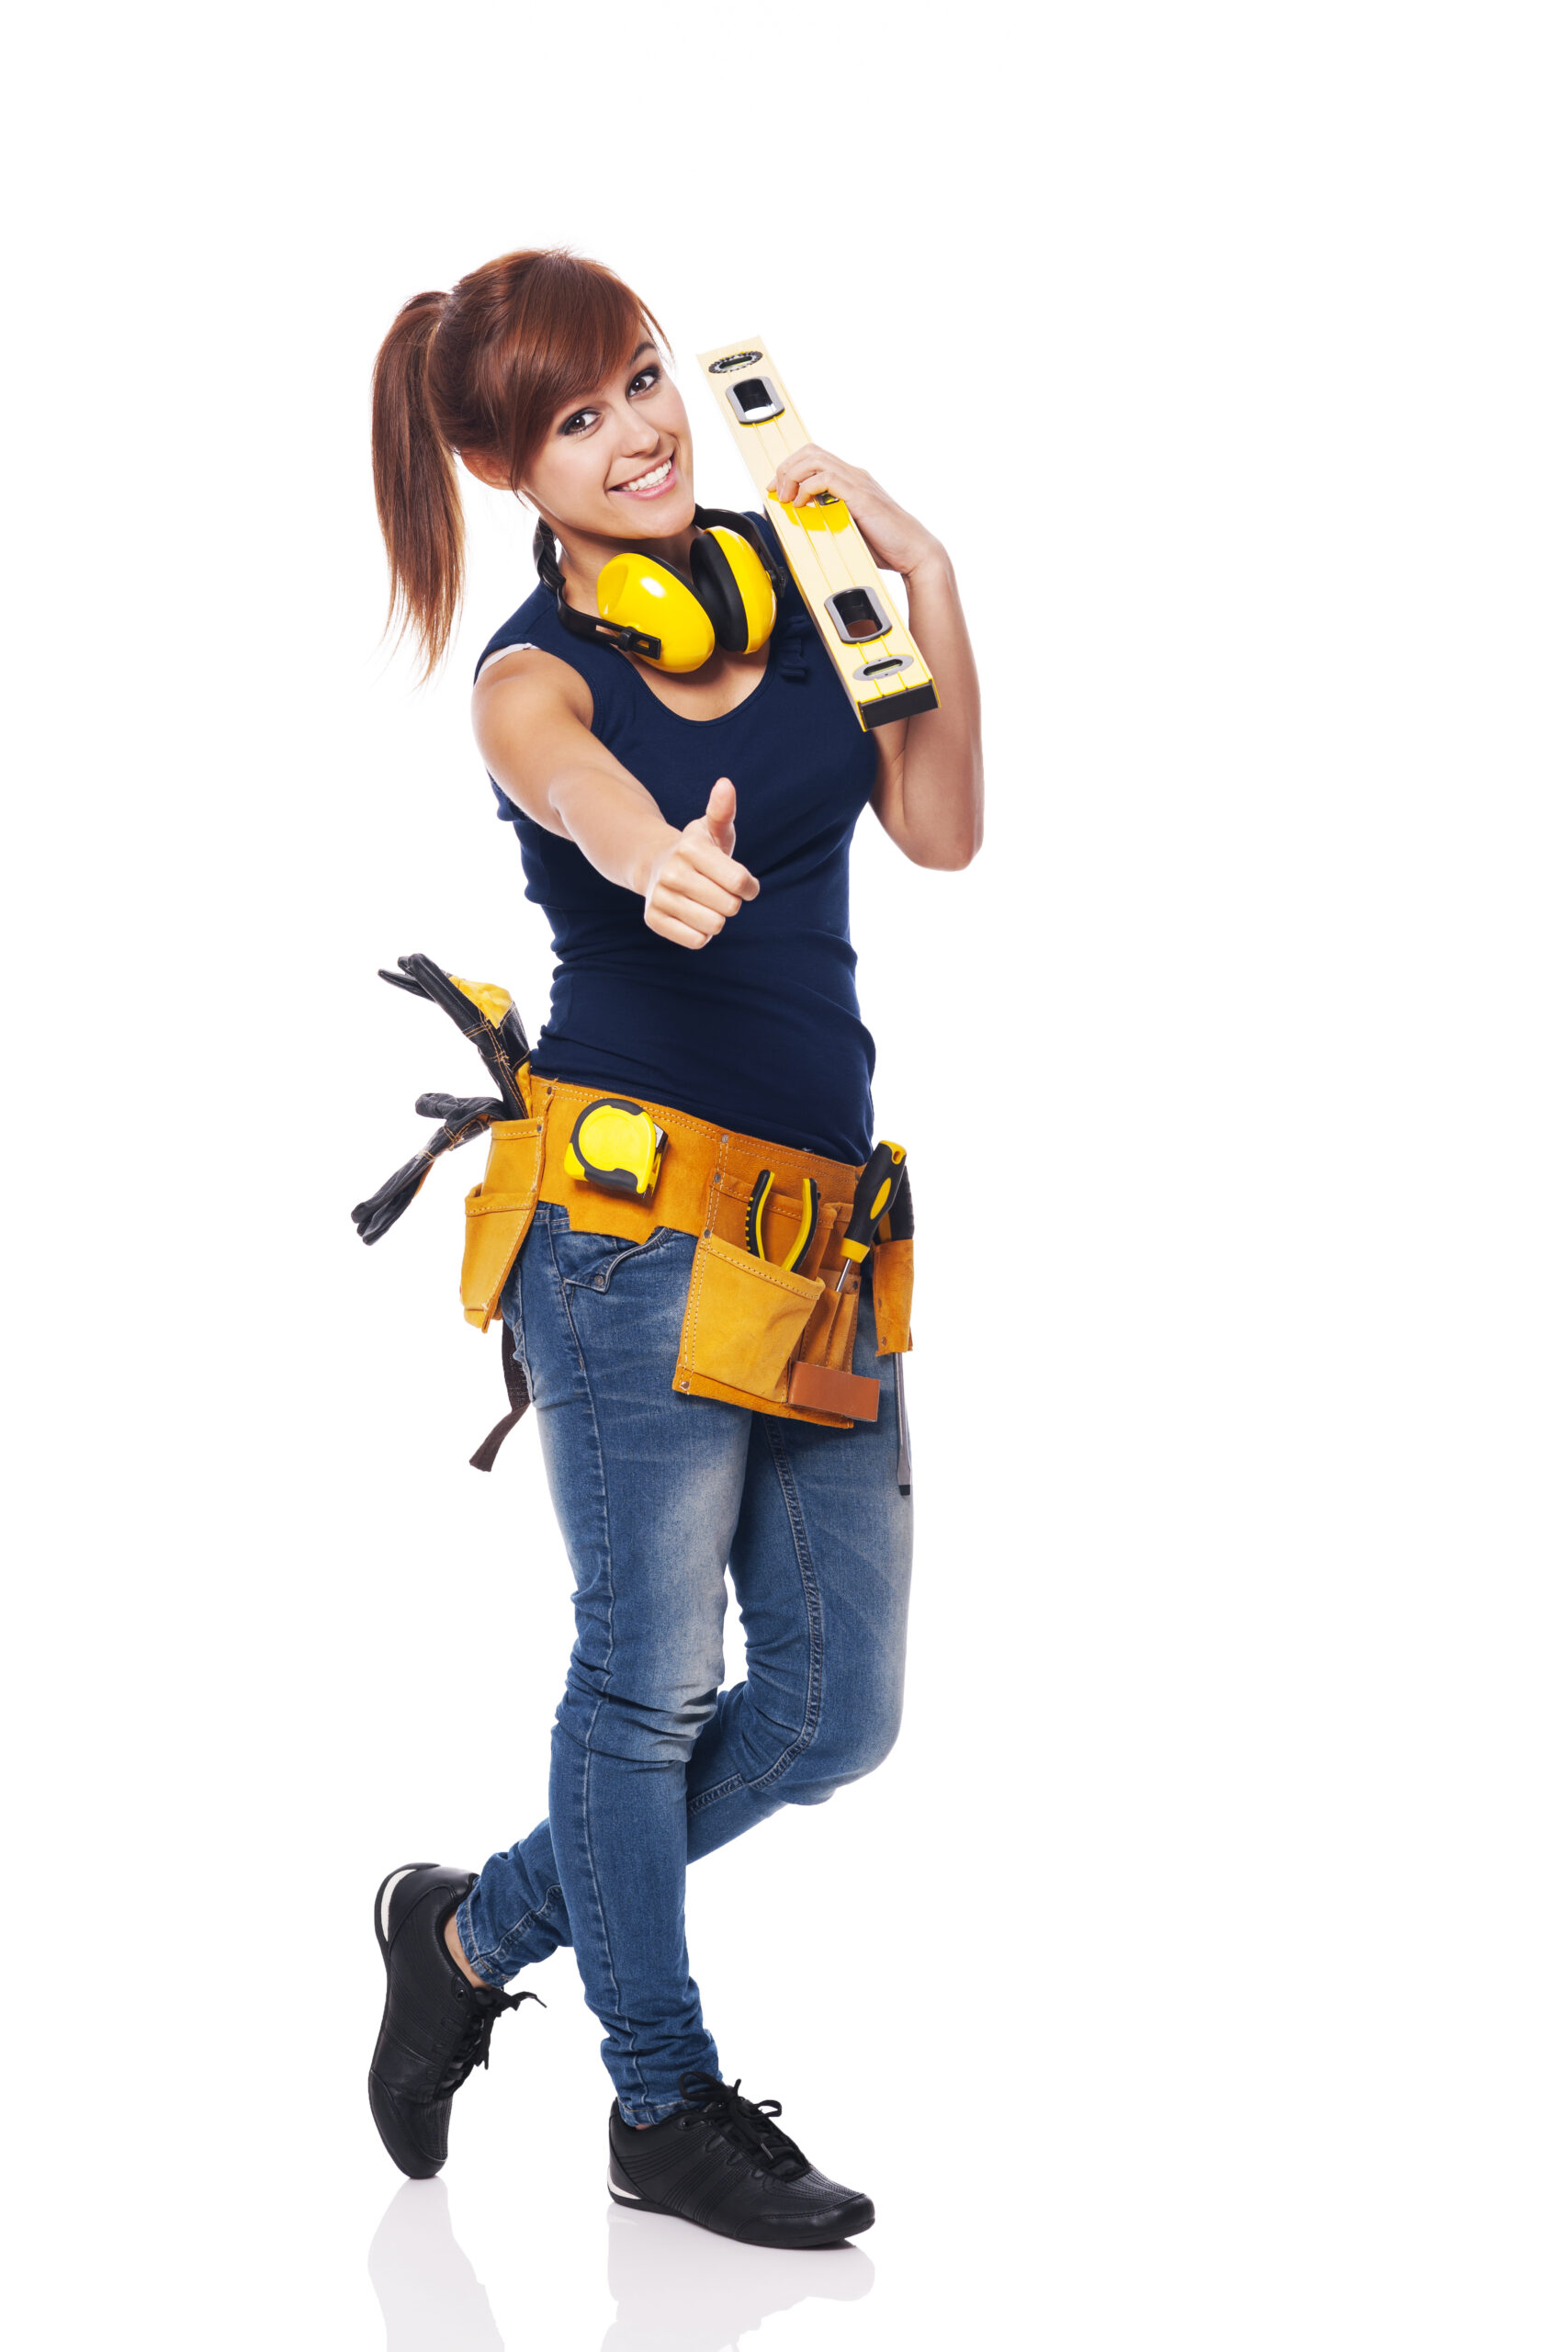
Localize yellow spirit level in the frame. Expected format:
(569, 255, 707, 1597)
(695, 337, 939, 733)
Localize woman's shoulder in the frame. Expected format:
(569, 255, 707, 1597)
(474, 575, 643, 735)
(474, 578, 563, 679)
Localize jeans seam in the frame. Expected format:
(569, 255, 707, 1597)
(461, 1882, 566, 1982)
(548, 1210, 655, 2116)
(727, 1421, 826, 1797)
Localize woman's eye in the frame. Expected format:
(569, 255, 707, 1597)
(561, 409, 596, 436)
(629, 368, 660, 396)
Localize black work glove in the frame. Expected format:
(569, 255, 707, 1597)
(351, 1094, 505, 1245)
(378, 954, 531, 1114)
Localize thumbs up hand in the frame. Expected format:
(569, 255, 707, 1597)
(643, 777, 760, 949)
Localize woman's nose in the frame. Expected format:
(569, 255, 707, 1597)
(616, 408, 662, 454)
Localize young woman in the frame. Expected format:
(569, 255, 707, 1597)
(367, 248, 982, 2247)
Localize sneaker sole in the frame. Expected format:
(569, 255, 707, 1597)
(606, 2163, 874, 2247)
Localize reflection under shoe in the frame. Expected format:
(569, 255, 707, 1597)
(367, 2177, 504, 2352)
(604, 2197, 873, 2352)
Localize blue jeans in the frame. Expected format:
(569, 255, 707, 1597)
(454, 1204, 913, 2124)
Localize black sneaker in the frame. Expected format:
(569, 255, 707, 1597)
(607, 2071, 875, 2247)
(368, 1862, 539, 2178)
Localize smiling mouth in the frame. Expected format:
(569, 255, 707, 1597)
(610, 453, 676, 497)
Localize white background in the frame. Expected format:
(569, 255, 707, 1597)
(6, 4, 1565, 2346)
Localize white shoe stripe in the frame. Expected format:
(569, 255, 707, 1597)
(609, 2168, 641, 2199)
(379, 1867, 418, 1943)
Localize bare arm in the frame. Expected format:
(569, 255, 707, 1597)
(472, 649, 759, 949)
(769, 447, 984, 871)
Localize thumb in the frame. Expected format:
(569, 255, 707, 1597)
(705, 777, 737, 838)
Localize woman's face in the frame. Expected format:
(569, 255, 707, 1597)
(521, 340, 695, 543)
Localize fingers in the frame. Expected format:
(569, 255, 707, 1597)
(643, 783, 759, 947)
(646, 867, 739, 945)
(691, 785, 758, 899)
(644, 841, 758, 949)
(683, 831, 759, 901)
(771, 444, 853, 506)
(649, 903, 719, 950)
(772, 444, 826, 503)
(667, 858, 745, 921)
(704, 775, 738, 861)
(647, 895, 728, 949)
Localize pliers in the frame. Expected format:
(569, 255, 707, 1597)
(744, 1170, 821, 1274)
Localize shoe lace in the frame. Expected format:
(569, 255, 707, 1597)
(434, 1985, 543, 2098)
(674, 2070, 809, 2178)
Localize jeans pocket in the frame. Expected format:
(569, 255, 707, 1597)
(553, 1221, 681, 1295)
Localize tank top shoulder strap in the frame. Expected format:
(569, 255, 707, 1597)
(474, 580, 639, 741)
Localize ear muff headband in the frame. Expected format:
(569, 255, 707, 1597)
(536, 507, 782, 673)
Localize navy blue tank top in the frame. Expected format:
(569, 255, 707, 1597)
(477, 514, 880, 1163)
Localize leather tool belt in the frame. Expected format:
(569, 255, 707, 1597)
(458, 1073, 914, 1433)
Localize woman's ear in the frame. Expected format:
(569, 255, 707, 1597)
(457, 447, 513, 490)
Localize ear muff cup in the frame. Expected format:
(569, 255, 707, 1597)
(595, 553, 716, 673)
(590, 520, 781, 673)
(689, 526, 778, 656)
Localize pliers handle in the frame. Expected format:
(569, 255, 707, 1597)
(744, 1170, 821, 1275)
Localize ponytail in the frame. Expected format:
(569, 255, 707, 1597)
(534, 516, 564, 596)
(371, 290, 464, 678)
(370, 249, 666, 680)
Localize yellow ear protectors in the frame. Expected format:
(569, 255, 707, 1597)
(745, 1170, 821, 1274)
(564, 1097, 668, 1199)
(536, 505, 782, 674)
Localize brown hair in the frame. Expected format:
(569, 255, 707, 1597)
(370, 248, 665, 675)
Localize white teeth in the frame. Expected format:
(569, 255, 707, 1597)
(617, 457, 671, 492)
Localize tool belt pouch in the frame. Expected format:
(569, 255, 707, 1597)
(675, 1235, 825, 1412)
(872, 1237, 914, 1356)
(459, 1116, 545, 1331)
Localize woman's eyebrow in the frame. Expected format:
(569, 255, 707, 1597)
(554, 344, 660, 424)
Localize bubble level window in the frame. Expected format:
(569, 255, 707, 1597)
(727, 375, 785, 425)
(825, 585, 893, 645)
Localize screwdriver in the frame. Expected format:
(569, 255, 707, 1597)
(835, 1141, 908, 1292)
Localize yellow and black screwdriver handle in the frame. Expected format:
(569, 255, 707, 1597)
(744, 1169, 821, 1273)
(835, 1141, 908, 1292)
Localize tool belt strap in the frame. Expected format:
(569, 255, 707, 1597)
(459, 1074, 914, 1451)
(534, 1078, 865, 1258)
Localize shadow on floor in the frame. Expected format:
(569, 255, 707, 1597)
(366, 2175, 874, 2352)
(603, 2199, 874, 2352)
(368, 2180, 503, 2352)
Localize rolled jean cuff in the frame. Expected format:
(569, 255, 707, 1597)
(617, 2091, 697, 2128)
(454, 1894, 511, 1990)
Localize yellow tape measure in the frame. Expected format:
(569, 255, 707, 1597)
(564, 1098, 667, 1199)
